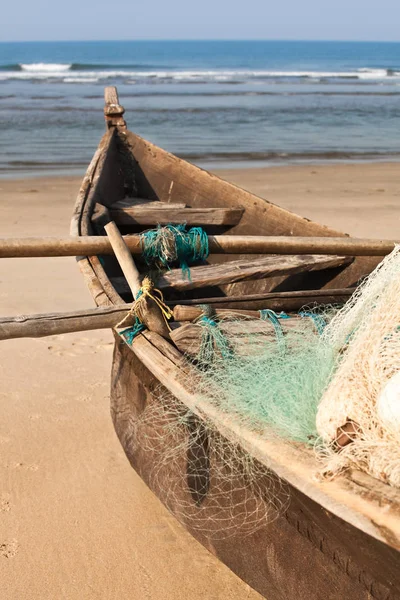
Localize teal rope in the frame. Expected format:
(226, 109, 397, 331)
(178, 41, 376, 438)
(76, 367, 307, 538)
(118, 288, 145, 345)
(120, 320, 145, 345)
(299, 311, 327, 335)
(259, 309, 290, 344)
(141, 224, 209, 279)
(197, 314, 233, 364)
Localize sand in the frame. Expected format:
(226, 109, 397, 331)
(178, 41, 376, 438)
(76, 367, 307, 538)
(0, 162, 399, 599)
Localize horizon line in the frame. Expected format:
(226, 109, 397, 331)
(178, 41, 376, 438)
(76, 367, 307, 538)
(2, 37, 400, 44)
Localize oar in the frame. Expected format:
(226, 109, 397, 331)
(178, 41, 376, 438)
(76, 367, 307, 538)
(0, 305, 259, 340)
(0, 304, 132, 340)
(104, 221, 170, 338)
(0, 235, 397, 258)
(0, 289, 354, 341)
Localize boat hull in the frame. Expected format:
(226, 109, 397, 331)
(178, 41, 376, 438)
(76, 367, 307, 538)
(110, 336, 399, 600)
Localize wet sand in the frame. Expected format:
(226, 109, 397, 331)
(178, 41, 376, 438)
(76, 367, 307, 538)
(0, 162, 399, 599)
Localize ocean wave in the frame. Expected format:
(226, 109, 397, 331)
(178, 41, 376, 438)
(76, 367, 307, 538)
(69, 62, 165, 70)
(1, 65, 400, 84)
(63, 77, 100, 83)
(20, 63, 72, 72)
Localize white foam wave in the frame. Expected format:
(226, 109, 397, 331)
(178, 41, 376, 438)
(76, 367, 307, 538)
(357, 68, 390, 79)
(20, 63, 72, 72)
(63, 77, 99, 83)
(1, 66, 400, 83)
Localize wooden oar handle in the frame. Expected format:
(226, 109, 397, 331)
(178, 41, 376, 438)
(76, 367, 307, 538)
(0, 234, 397, 259)
(104, 221, 141, 297)
(104, 221, 171, 339)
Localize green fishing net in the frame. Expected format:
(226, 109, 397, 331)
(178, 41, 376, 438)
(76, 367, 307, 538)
(191, 308, 338, 444)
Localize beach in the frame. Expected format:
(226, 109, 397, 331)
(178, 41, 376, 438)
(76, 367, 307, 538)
(0, 161, 399, 599)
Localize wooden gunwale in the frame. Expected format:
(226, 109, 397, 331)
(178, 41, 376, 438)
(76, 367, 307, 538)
(72, 128, 123, 307)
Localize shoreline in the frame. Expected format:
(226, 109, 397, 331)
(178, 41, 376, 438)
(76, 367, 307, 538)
(2, 156, 400, 180)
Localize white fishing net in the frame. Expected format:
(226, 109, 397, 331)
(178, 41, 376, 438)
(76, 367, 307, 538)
(132, 391, 290, 539)
(317, 246, 400, 486)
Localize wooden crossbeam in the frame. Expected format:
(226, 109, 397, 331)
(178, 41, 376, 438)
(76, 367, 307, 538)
(157, 254, 351, 291)
(109, 205, 245, 227)
(111, 198, 187, 209)
(170, 318, 306, 357)
(0, 305, 132, 340)
(112, 254, 351, 294)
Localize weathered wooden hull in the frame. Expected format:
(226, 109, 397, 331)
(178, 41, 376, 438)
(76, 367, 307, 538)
(74, 88, 400, 600)
(110, 337, 400, 600)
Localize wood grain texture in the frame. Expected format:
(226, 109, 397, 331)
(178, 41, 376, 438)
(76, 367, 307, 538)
(104, 86, 126, 128)
(112, 198, 187, 209)
(0, 304, 132, 340)
(157, 254, 352, 291)
(170, 317, 310, 357)
(0, 235, 396, 258)
(104, 221, 142, 296)
(109, 205, 245, 226)
(172, 305, 262, 321)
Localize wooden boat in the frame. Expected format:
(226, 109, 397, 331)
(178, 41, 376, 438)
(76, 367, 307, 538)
(72, 87, 400, 600)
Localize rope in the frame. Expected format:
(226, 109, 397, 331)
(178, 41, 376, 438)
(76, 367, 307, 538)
(259, 309, 290, 344)
(117, 276, 173, 344)
(120, 321, 145, 345)
(134, 276, 173, 327)
(141, 224, 209, 279)
(196, 305, 233, 363)
(299, 311, 327, 335)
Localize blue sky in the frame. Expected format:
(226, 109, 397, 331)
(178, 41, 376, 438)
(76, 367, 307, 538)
(1, 0, 400, 42)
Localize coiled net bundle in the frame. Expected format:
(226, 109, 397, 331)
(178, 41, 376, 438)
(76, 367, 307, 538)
(317, 246, 400, 486)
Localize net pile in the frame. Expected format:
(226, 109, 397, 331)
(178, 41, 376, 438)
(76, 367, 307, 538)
(191, 308, 338, 444)
(317, 246, 400, 486)
(119, 245, 400, 539)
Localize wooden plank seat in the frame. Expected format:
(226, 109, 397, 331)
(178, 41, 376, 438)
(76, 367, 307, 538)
(112, 254, 352, 295)
(170, 317, 310, 357)
(108, 203, 245, 227)
(111, 198, 188, 209)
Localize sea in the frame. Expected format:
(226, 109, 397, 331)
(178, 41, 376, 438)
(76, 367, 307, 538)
(2, 40, 400, 177)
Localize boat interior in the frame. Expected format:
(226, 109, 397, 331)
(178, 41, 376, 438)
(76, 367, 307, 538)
(75, 122, 381, 318)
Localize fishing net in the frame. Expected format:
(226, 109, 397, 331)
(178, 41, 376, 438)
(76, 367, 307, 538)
(189, 308, 338, 444)
(131, 391, 290, 538)
(119, 244, 400, 540)
(317, 246, 400, 486)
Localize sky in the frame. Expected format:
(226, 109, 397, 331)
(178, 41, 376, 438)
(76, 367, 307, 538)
(1, 0, 400, 43)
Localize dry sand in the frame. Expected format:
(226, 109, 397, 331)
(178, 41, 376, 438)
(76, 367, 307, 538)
(0, 162, 399, 599)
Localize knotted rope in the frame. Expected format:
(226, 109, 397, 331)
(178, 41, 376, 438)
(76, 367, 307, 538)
(118, 276, 173, 344)
(141, 224, 209, 279)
